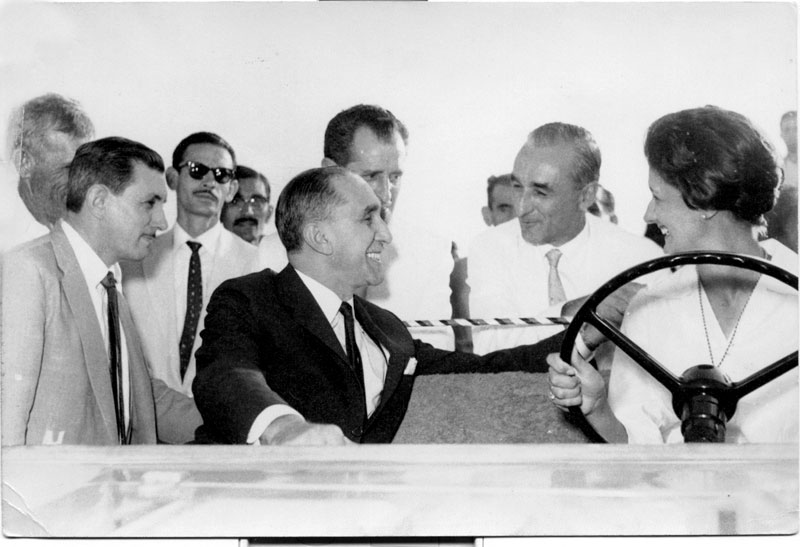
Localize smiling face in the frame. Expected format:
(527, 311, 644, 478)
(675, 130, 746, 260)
(320, 173, 392, 297)
(169, 142, 237, 224)
(343, 126, 406, 212)
(101, 162, 169, 264)
(512, 143, 595, 246)
(643, 168, 708, 255)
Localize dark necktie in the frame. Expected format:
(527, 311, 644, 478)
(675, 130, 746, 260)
(100, 271, 130, 445)
(179, 241, 203, 380)
(339, 302, 364, 385)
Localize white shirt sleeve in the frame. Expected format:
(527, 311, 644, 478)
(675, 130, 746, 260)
(246, 404, 304, 445)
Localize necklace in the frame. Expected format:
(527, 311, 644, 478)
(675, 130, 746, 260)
(697, 276, 756, 367)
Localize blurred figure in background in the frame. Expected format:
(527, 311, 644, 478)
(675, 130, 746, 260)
(2, 93, 94, 252)
(481, 174, 520, 226)
(764, 110, 797, 251)
(587, 184, 618, 224)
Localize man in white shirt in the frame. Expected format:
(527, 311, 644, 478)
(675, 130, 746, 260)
(122, 132, 260, 443)
(192, 166, 564, 445)
(2, 93, 94, 253)
(1, 137, 194, 445)
(468, 122, 662, 354)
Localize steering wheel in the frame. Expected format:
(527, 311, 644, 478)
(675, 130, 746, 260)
(559, 251, 798, 443)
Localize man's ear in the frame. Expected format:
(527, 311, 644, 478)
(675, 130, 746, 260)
(321, 157, 337, 168)
(166, 167, 179, 191)
(14, 149, 32, 178)
(481, 206, 493, 226)
(302, 222, 333, 255)
(578, 181, 599, 211)
(84, 184, 111, 219)
(264, 204, 274, 224)
(223, 178, 239, 203)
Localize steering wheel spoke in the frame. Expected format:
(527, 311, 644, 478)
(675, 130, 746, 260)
(560, 251, 798, 443)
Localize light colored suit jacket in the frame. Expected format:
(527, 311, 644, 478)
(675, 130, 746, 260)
(122, 225, 261, 397)
(0, 226, 158, 445)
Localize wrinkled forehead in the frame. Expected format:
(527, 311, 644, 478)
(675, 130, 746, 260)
(330, 173, 381, 212)
(513, 143, 577, 185)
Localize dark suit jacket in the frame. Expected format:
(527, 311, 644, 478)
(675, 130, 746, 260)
(193, 265, 561, 444)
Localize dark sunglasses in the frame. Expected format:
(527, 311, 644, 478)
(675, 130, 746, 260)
(178, 161, 235, 184)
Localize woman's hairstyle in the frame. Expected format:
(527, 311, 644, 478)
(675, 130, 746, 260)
(644, 105, 781, 226)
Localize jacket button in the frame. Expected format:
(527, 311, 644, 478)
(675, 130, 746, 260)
(350, 426, 363, 438)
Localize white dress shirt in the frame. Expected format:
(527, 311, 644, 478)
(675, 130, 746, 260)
(468, 213, 663, 354)
(247, 269, 390, 443)
(61, 220, 130, 430)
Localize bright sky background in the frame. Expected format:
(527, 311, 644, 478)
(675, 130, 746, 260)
(1, 1, 796, 250)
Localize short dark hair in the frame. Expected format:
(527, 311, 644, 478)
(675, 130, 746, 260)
(486, 174, 514, 207)
(171, 131, 236, 169)
(234, 165, 271, 202)
(66, 137, 164, 213)
(323, 104, 409, 166)
(275, 166, 349, 253)
(644, 105, 780, 226)
(527, 122, 601, 188)
(7, 93, 94, 160)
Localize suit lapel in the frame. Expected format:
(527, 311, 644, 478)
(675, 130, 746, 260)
(51, 226, 118, 441)
(354, 297, 412, 416)
(117, 293, 156, 443)
(276, 266, 348, 364)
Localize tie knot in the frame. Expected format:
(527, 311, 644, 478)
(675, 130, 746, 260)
(187, 241, 202, 253)
(100, 271, 117, 290)
(339, 301, 354, 320)
(545, 248, 562, 267)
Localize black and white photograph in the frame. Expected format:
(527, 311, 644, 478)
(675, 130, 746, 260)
(0, 0, 797, 542)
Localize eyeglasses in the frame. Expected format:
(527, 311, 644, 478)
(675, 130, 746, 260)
(178, 161, 235, 184)
(230, 194, 269, 210)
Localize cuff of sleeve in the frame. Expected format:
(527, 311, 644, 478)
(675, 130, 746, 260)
(246, 405, 303, 445)
(575, 333, 596, 362)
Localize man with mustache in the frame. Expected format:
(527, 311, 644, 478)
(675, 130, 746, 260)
(1, 137, 187, 445)
(122, 132, 260, 443)
(221, 165, 273, 245)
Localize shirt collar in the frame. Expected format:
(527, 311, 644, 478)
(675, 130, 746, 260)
(173, 221, 223, 254)
(61, 219, 122, 286)
(295, 269, 353, 324)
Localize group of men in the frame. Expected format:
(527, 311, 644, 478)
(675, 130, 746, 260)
(1, 92, 796, 446)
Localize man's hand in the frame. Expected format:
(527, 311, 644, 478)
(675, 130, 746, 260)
(260, 414, 355, 446)
(579, 281, 645, 350)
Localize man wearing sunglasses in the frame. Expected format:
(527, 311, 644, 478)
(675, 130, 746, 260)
(221, 165, 273, 245)
(122, 132, 261, 443)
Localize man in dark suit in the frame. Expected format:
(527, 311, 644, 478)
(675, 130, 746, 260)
(193, 165, 563, 445)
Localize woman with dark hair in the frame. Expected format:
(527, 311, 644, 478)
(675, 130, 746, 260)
(548, 106, 798, 443)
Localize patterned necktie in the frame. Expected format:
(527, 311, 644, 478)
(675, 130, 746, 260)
(100, 271, 130, 445)
(545, 248, 567, 306)
(179, 241, 202, 380)
(339, 302, 364, 386)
